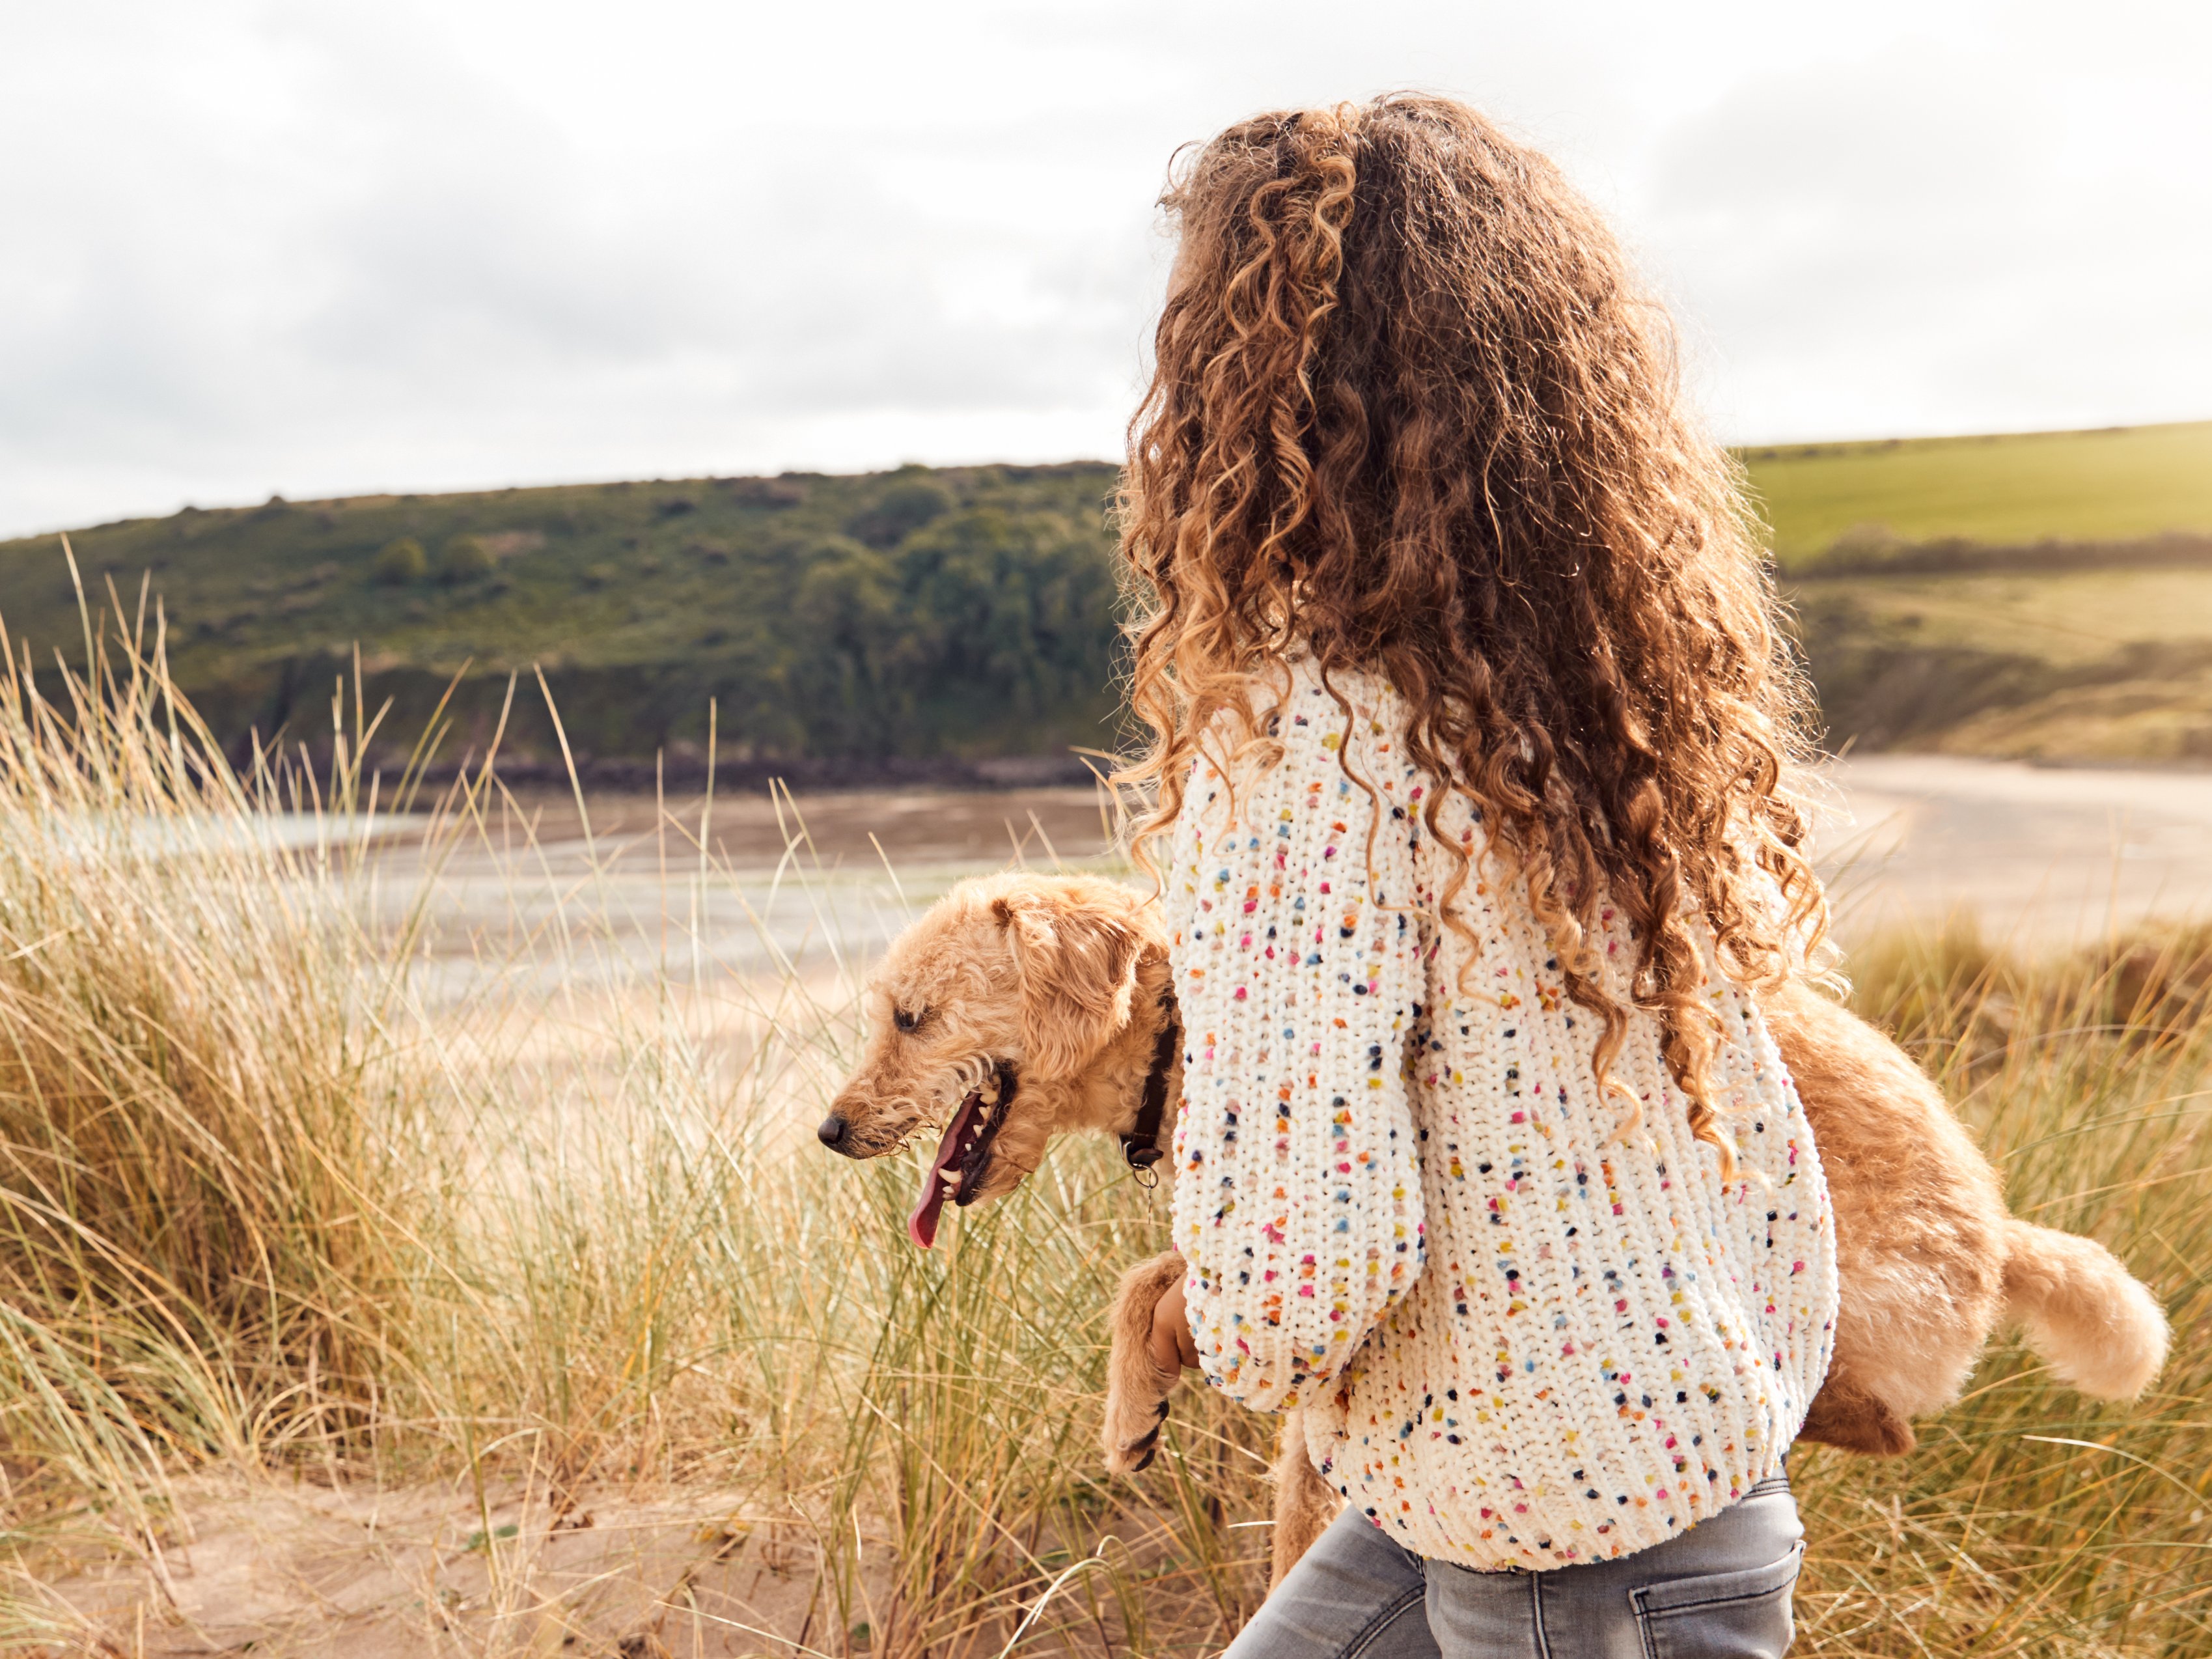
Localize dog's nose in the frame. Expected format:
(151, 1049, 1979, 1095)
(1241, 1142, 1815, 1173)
(817, 1113, 851, 1150)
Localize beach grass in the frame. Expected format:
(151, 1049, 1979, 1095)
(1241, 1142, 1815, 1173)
(0, 596, 2205, 1656)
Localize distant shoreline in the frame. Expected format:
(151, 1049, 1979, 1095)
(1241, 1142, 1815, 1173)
(410, 749, 1107, 797)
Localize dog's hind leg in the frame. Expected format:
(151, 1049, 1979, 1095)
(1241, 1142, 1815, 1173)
(1269, 1409, 1342, 1589)
(1799, 1367, 1915, 1457)
(1103, 1249, 1187, 1475)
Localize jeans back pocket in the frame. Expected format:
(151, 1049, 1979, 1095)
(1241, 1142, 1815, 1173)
(1631, 1539, 1804, 1659)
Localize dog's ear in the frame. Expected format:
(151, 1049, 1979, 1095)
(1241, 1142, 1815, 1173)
(993, 890, 1144, 1078)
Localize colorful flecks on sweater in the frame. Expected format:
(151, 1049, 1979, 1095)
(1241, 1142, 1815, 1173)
(1165, 660, 1838, 1572)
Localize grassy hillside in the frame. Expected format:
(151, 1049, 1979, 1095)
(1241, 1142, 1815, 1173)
(1744, 421, 2212, 566)
(0, 464, 1126, 779)
(1756, 423, 2212, 761)
(1788, 566, 2212, 763)
(7, 419, 2212, 771)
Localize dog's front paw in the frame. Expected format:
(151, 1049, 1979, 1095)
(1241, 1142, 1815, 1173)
(1101, 1383, 1175, 1475)
(1103, 1249, 1190, 1477)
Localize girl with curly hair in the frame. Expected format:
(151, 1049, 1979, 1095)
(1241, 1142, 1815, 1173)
(1120, 94, 1836, 1656)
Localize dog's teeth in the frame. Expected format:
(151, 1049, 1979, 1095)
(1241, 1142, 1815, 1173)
(940, 1170, 961, 1193)
(979, 1085, 999, 1106)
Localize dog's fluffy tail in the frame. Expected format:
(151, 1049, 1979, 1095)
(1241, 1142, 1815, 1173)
(2000, 1220, 2168, 1400)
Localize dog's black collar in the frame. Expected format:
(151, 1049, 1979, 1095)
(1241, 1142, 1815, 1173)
(1122, 990, 1180, 1183)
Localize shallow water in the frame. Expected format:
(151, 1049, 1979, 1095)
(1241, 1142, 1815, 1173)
(352, 755, 2212, 1004)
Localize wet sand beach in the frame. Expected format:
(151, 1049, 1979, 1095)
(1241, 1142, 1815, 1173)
(378, 755, 2212, 999)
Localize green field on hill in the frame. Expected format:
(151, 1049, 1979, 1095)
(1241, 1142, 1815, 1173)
(1755, 421, 2212, 762)
(1744, 420, 2212, 566)
(5, 421, 2210, 771)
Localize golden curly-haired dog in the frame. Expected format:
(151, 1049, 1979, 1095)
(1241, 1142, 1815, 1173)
(822, 872, 2168, 1587)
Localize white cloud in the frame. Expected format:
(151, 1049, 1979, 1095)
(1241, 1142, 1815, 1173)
(0, 0, 2205, 535)
(1637, 20, 2212, 439)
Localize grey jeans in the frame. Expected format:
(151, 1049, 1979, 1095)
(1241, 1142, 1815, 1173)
(1225, 1473, 1804, 1659)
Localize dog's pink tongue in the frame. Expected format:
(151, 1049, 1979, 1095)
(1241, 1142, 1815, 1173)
(907, 1093, 982, 1249)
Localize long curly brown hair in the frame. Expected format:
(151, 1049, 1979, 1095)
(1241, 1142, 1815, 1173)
(1118, 94, 1825, 1167)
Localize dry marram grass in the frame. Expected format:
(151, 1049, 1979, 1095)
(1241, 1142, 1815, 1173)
(0, 596, 2205, 1655)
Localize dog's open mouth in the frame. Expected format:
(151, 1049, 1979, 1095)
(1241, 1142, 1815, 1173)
(907, 1061, 1016, 1250)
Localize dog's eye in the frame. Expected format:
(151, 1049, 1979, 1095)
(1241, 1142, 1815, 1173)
(893, 1007, 928, 1034)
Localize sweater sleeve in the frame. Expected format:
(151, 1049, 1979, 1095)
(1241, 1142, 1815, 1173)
(1165, 676, 1428, 1412)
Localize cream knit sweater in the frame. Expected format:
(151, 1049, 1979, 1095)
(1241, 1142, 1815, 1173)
(1166, 660, 1838, 1570)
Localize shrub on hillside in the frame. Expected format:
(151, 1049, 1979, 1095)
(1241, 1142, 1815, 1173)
(719, 475, 807, 508)
(373, 536, 428, 585)
(759, 508, 1120, 755)
(1823, 520, 1906, 565)
(844, 473, 955, 550)
(439, 534, 494, 583)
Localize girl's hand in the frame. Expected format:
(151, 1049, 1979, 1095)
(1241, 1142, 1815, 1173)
(1150, 1274, 1200, 1376)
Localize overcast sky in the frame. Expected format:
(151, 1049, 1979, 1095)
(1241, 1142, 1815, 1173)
(3, 0, 2207, 538)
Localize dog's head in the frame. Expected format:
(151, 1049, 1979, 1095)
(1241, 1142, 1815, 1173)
(820, 871, 1150, 1246)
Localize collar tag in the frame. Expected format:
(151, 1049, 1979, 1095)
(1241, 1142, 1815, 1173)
(1122, 990, 1180, 1194)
